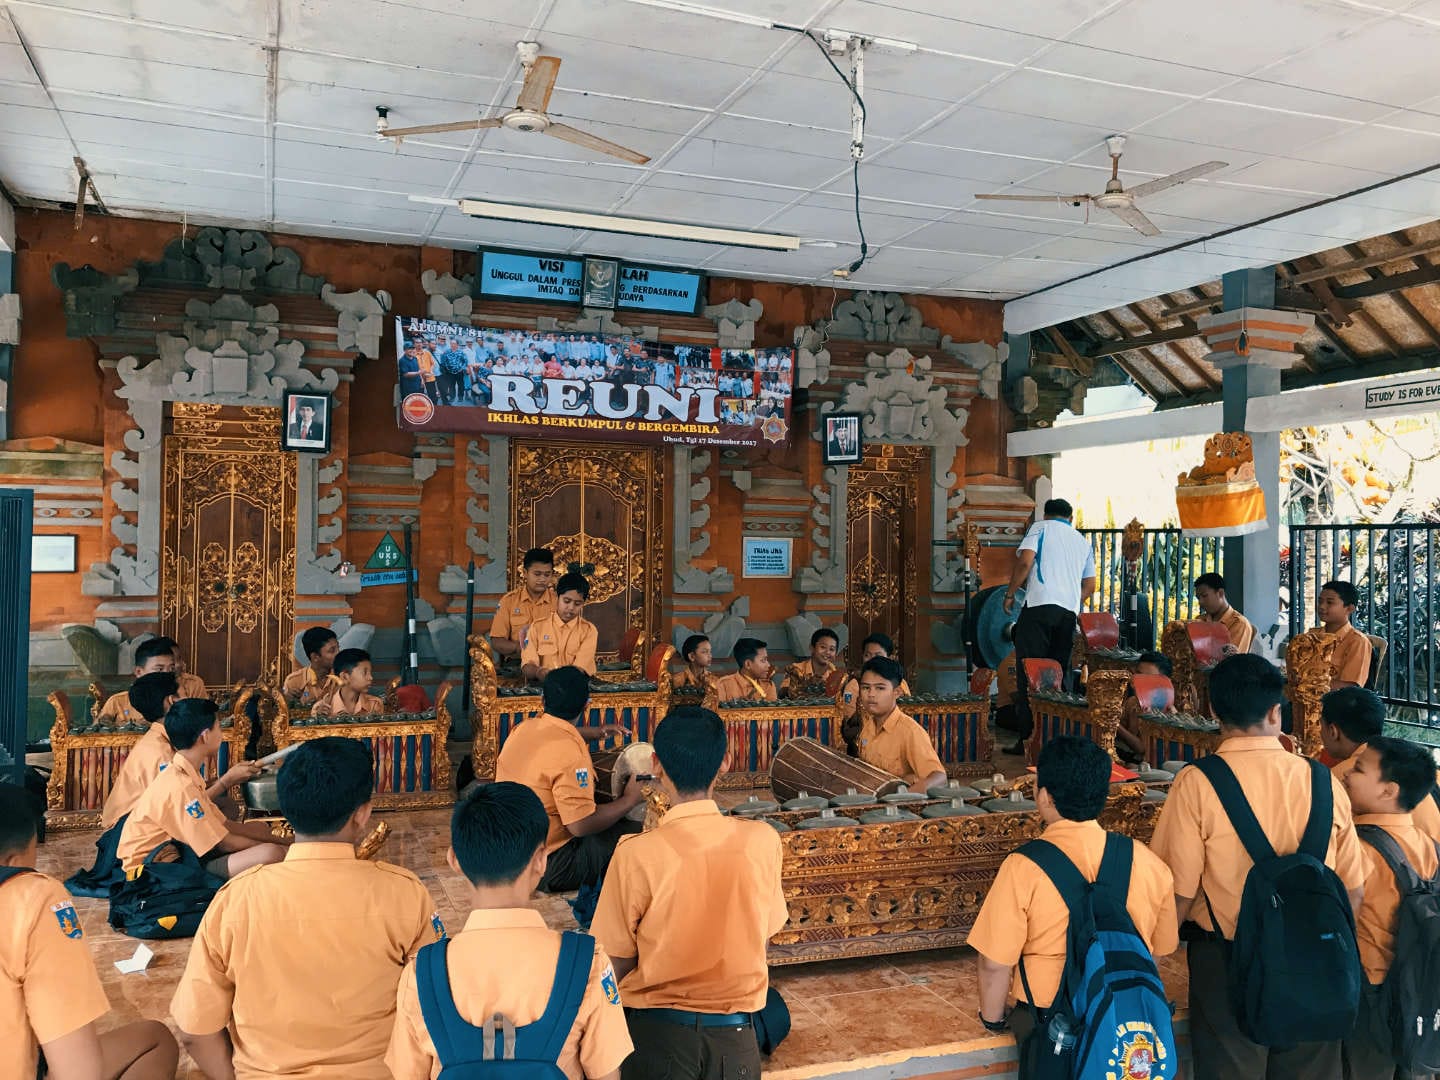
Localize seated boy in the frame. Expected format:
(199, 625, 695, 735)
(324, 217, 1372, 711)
(385, 782, 633, 1080)
(283, 626, 340, 702)
(970, 736, 1178, 1068)
(780, 628, 840, 699)
(97, 637, 185, 724)
(311, 648, 385, 717)
(117, 699, 289, 880)
(712, 638, 778, 703)
(1194, 572, 1256, 655)
(1319, 579, 1373, 689)
(490, 547, 556, 659)
(592, 707, 788, 1078)
(854, 657, 946, 791)
(1115, 651, 1175, 764)
(0, 784, 179, 1080)
(172, 737, 441, 1079)
(1322, 685, 1387, 779)
(1340, 736, 1440, 1080)
(522, 572, 599, 680)
(839, 633, 910, 722)
(154, 637, 209, 700)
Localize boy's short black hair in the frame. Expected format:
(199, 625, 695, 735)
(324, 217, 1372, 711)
(1322, 686, 1386, 745)
(332, 648, 371, 677)
(0, 783, 39, 857)
(164, 698, 220, 751)
(523, 547, 555, 570)
(1321, 579, 1359, 608)
(277, 737, 374, 835)
(1036, 735, 1112, 821)
(733, 638, 765, 668)
(541, 666, 591, 722)
(860, 656, 905, 688)
(654, 706, 727, 794)
(1136, 651, 1173, 678)
(680, 634, 709, 663)
(1208, 654, 1286, 730)
(554, 572, 590, 600)
(129, 672, 180, 723)
(301, 626, 338, 661)
(135, 637, 177, 667)
(1194, 572, 1226, 593)
(1043, 498, 1074, 519)
(810, 628, 840, 648)
(1367, 736, 1438, 812)
(861, 632, 896, 656)
(451, 781, 549, 887)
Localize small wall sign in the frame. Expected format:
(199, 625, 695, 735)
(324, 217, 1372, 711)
(742, 537, 792, 578)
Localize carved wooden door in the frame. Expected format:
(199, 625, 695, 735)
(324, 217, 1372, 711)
(160, 404, 297, 687)
(510, 441, 664, 661)
(845, 446, 925, 667)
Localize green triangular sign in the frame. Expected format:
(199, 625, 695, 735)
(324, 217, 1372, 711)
(365, 532, 407, 570)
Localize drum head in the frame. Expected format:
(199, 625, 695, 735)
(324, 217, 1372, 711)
(613, 742, 655, 822)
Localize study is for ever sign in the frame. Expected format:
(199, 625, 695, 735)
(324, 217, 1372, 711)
(1364, 377, 1440, 410)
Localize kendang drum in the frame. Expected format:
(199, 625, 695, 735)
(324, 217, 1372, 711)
(769, 737, 906, 804)
(593, 742, 656, 823)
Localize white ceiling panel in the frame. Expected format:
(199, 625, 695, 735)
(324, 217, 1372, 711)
(13, 0, 272, 38)
(1259, 18, 1440, 108)
(965, 70, 1188, 133)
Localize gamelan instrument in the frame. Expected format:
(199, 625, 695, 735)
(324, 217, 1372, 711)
(769, 737, 906, 804)
(593, 741, 656, 823)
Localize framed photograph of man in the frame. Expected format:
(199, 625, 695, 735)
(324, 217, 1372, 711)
(282, 390, 332, 453)
(822, 412, 863, 465)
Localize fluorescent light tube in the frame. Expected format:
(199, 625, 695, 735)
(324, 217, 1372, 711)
(620, 0, 778, 28)
(457, 199, 801, 251)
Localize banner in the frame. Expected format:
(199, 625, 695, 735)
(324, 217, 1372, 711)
(395, 318, 794, 449)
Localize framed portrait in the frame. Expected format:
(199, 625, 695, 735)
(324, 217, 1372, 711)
(32, 534, 77, 573)
(282, 390, 333, 454)
(822, 412, 863, 466)
(582, 256, 620, 309)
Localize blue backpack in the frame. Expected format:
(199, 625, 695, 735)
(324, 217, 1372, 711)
(1018, 832, 1177, 1080)
(416, 931, 594, 1079)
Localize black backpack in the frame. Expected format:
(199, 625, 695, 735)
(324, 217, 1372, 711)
(107, 841, 223, 940)
(1194, 755, 1361, 1046)
(1355, 825, 1440, 1072)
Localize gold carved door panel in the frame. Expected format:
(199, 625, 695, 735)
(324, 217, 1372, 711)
(510, 441, 664, 661)
(161, 404, 298, 687)
(845, 446, 925, 665)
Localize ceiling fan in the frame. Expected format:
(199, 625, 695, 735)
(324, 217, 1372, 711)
(376, 42, 651, 165)
(974, 135, 1226, 236)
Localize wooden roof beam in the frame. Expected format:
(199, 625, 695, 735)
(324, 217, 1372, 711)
(1083, 323, 1197, 358)
(1130, 296, 1222, 390)
(1157, 286, 1329, 320)
(1288, 235, 1440, 285)
(1093, 309, 1188, 397)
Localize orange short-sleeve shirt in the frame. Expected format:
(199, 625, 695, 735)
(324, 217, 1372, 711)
(713, 672, 777, 703)
(282, 666, 330, 701)
(1352, 812, 1440, 985)
(1329, 623, 1372, 688)
(117, 752, 230, 871)
(968, 819, 1179, 1007)
(1203, 607, 1256, 654)
(0, 871, 112, 1080)
(171, 843, 441, 1078)
(495, 713, 596, 853)
(521, 614, 598, 676)
(490, 586, 555, 643)
(178, 671, 209, 699)
(386, 910, 632, 1080)
(591, 800, 788, 1013)
(856, 707, 945, 787)
(100, 722, 173, 830)
(314, 690, 385, 716)
(1412, 790, 1440, 845)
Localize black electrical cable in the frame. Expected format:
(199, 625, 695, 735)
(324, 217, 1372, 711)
(797, 30, 869, 275)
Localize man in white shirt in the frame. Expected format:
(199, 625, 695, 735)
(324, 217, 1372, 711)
(1001, 498, 1097, 752)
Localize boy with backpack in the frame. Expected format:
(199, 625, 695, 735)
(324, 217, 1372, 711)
(386, 781, 633, 1079)
(1324, 686, 1388, 778)
(1151, 653, 1368, 1079)
(1340, 736, 1440, 1079)
(969, 735, 1178, 1078)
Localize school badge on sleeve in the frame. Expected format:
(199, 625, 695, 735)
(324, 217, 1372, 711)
(431, 912, 446, 940)
(600, 965, 621, 1005)
(51, 901, 83, 940)
(184, 799, 205, 819)
(575, 768, 589, 790)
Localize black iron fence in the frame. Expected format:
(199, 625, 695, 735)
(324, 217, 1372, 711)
(1081, 528, 1225, 651)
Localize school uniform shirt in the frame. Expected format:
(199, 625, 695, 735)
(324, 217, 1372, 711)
(1412, 791, 1440, 845)
(118, 752, 230, 872)
(178, 671, 209, 699)
(386, 909, 632, 1080)
(1, 870, 112, 1080)
(671, 667, 718, 697)
(968, 819, 1179, 1008)
(282, 666, 327, 700)
(98, 673, 207, 724)
(489, 586, 555, 643)
(1202, 607, 1256, 654)
(314, 689, 385, 716)
(100, 721, 173, 829)
(856, 707, 945, 787)
(170, 843, 441, 1079)
(1351, 812, 1440, 986)
(1149, 735, 1367, 939)
(495, 713, 595, 854)
(779, 659, 839, 699)
(1329, 622, 1373, 687)
(591, 800, 788, 1014)
(520, 614, 598, 676)
(713, 672, 777, 703)
(839, 675, 911, 718)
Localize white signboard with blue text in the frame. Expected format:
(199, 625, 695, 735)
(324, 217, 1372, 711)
(742, 537, 792, 578)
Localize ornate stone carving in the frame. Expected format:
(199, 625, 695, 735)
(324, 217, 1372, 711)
(940, 336, 1005, 399)
(136, 228, 323, 294)
(421, 269, 475, 324)
(672, 596, 750, 659)
(820, 348, 970, 451)
(539, 310, 655, 339)
(1008, 368, 1086, 429)
(792, 325, 832, 390)
(796, 466, 846, 594)
(672, 446, 733, 594)
(702, 297, 762, 349)
(51, 263, 139, 336)
(821, 291, 939, 345)
(322, 284, 392, 359)
(442, 436, 510, 596)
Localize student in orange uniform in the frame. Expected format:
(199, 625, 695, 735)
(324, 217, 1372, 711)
(1115, 651, 1175, 764)
(496, 667, 644, 905)
(282, 626, 340, 701)
(1324, 685, 1387, 780)
(970, 736, 1178, 1067)
(155, 637, 209, 700)
(491, 547, 557, 659)
(1320, 579, 1373, 689)
(1150, 653, 1367, 1078)
(1340, 736, 1440, 1080)
(522, 572, 599, 680)
(779, 627, 840, 699)
(671, 634, 718, 701)
(311, 648, 385, 717)
(0, 785, 179, 1080)
(712, 638, 777, 703)
(1194, 572, 1256, 655)
(118, 699, 289, 878)
(171, 737, 442, 1079)
(838, 633, 911, 720)
(97, 638, 195, 724)
(592, 706, 788, 1078)
(853, 657, 946, 791)
(386, 782, 633, 1080)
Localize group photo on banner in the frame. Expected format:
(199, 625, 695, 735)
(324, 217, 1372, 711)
(395, 317, 794, 448)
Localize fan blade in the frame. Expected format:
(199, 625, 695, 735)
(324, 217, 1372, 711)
(1105, 202, 1162, 237)
(382, 118, 504, 138)
(544, 122, 650, 165)
(1126, 161, 1227, 200)
(974, 193, 1091, 204)
(516, 55, 561, 114)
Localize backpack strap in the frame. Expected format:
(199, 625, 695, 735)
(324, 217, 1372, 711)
(1018, 838, 1092, 910)
(1297, 758, 1333, 862)
(0, 866, 33, 887)
(1356, 824, 1425, 895)
(1193, 755, 1279, 866)
(415, 940, 474, 1067)
(1095, 831, 1136, 897)
(519, 931, 597, 1062)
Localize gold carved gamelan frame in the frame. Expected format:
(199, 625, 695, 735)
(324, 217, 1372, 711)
(1024, 669, 1129, 764)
